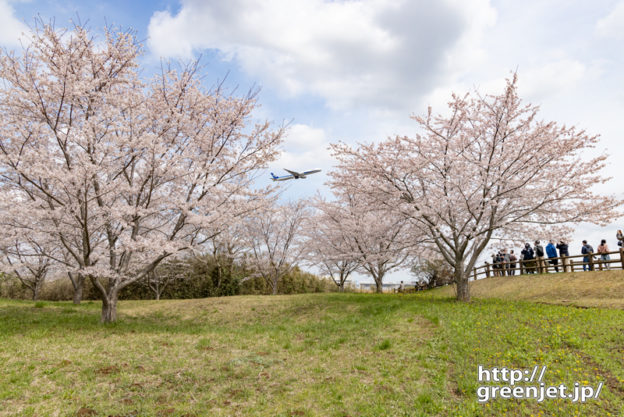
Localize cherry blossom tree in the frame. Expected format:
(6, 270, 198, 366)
(0, 23, 283, 321)
(199, 224, 249, 293)
(330, 74, 620, 301)
(303, 197, 361, 292)
(0, 237, 54, 301)
(243, 201, 308, 295)
(143, 258, 187, 301)
(310, 192, 414, 293)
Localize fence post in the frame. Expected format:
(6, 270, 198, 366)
(561, 254, 567, 273)
(485, 263, 491, 278)
(473, 268, 477, 281)
(519, 260, 524, 275)
(620, 248, 624, 269)
(588, 252, 594, 271)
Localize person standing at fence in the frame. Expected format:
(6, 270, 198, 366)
(502, 249, 511, 276)
(546, 240, 559, 272)
(521, 243, 535, 274)
(557, 240, 570, 272)
(508, 250, 517, 275)
(534, 240, 546, 274)
(581, 240, 594, 271)
(491, 253, 498, 276)
(495, 251, 504, 276)
(597, 239, 610, 270)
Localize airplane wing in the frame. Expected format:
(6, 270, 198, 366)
(284, 168, 302, 177)
(302, 169, 321, 176)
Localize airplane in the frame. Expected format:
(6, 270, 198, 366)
(270, 168, 321, 181)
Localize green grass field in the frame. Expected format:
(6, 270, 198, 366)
(0, 275, 623, 416)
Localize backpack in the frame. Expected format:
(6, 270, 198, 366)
(535, 245, 544, 257)
(582, 244, 594, 255)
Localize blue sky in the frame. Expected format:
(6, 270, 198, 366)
(2, 0, 623, 282)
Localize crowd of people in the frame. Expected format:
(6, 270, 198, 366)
(489, 231, 624, 276)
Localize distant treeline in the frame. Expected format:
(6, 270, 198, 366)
(0, 255, 336, 301)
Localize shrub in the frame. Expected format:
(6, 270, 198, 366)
(411, 258, 454, 289)
(1, 257, 335, 301)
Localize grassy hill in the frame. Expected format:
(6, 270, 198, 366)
(429, 270, 624, 309)
(0, 290, 623, 416)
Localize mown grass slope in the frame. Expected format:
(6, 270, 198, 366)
(0, 292, 622, 416)
(430, 270, 624, 309)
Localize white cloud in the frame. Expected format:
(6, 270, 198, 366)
(275, 123, 332, 172)
(596, 1, 624, 39)
(419, 58, 591, 120)
(441, 0, 497, 77)
(148, 0, 497, 111)
(521, 60, 586, 99)
(0, 0, 28, 47)
(283, 123, 326, 150)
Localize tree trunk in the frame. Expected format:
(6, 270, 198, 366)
(69, 272, 85, 305)
(151, 278, 160, 300)
(215, 265, 223, 290)
(339, 283, 344, 292)
(72, 282, 83, 304)
(455, 269, 470, 302)
(90, 275, 120, 323)
(271, 275, 278, 295)
(101, 293, 118, 323)
(375, 281, 383, 293)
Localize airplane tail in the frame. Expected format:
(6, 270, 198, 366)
(270, 172, 277, 179)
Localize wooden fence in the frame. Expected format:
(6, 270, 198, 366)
(471, 248, 624, 280)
